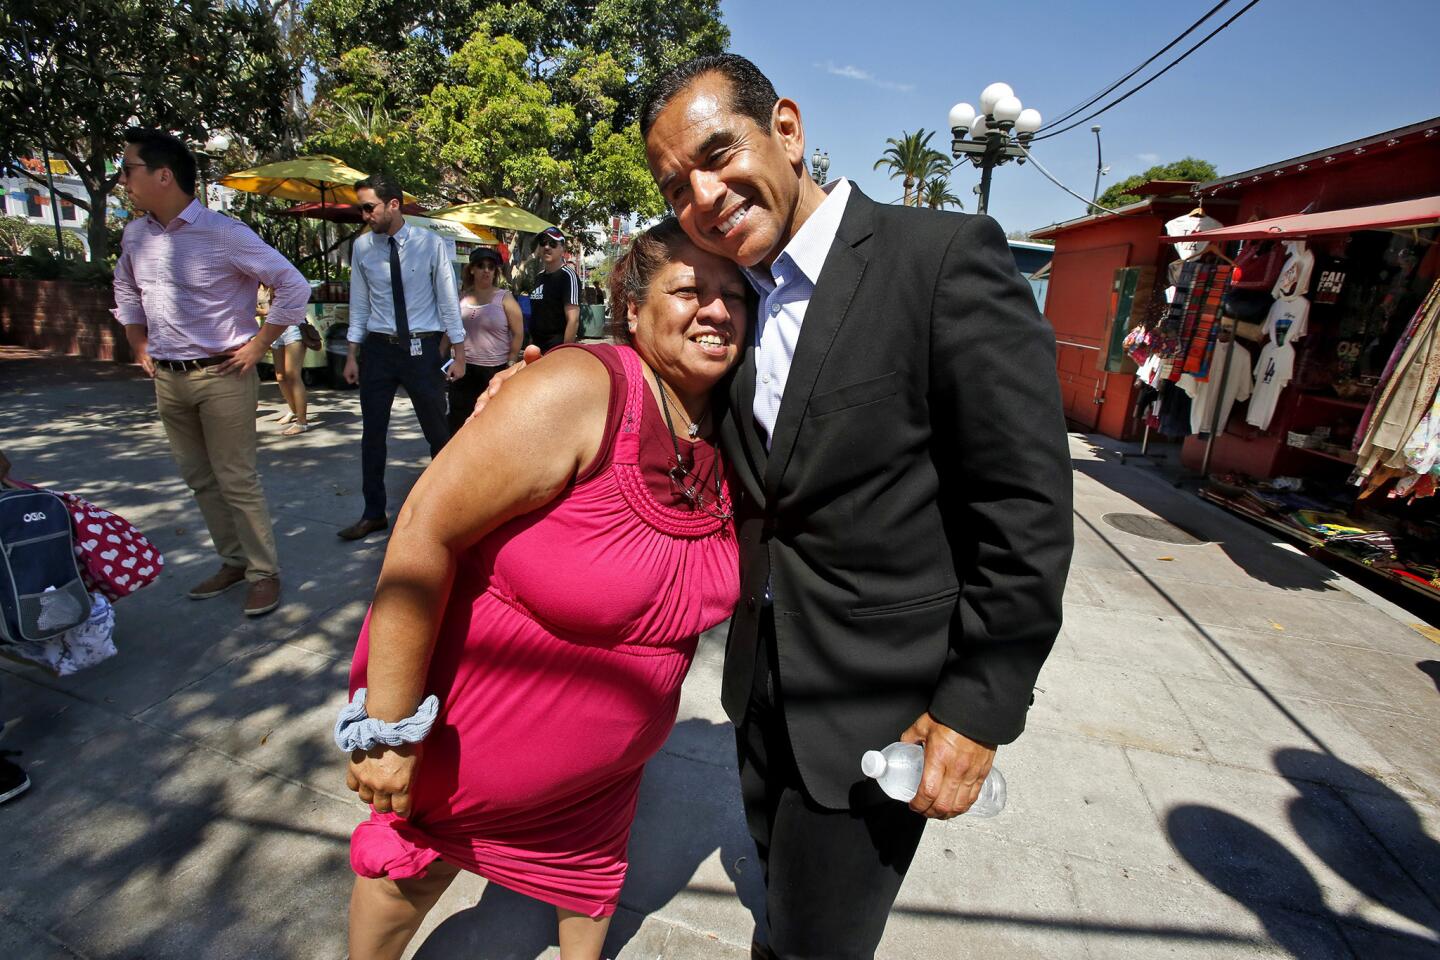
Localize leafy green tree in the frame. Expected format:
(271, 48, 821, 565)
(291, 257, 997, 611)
(303, 1, 728, 238)
(0, 214, 85, 257)
(1097, 157, 1219, 211)
(0, 0, 302, 260)
(919, 178, 964, 211)
(874, 129, 950, 207)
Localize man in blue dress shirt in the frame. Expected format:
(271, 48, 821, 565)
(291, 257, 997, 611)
(340, 175, 466, 541)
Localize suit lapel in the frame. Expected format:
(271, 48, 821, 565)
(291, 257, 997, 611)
(763, 193, 875, 501)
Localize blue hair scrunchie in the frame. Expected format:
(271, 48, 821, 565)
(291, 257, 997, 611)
(334, 687, 441, 753)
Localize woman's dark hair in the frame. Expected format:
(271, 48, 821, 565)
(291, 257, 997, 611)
(462, 248, 504, 293)
(606, 217, 691, 343)
(124, 128, 197, 195)
(354, 174, 405, 205)
(641, 54, 778, 138)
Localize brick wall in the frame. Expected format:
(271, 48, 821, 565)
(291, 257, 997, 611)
(0, 279, 133, 363)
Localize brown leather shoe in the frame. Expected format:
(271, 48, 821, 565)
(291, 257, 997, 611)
(338, 516, 389, 541)
(243, 576, 281, 617)
(188, 564, 247, 600)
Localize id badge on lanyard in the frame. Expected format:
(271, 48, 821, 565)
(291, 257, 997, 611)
(410, 338, 422, 356)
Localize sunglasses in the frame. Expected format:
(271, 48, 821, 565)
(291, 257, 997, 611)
(474, 261, 499, 269)
(119, 161, 151, 176)
(358, 202, 387, 214)
(538, 238, 562, 249)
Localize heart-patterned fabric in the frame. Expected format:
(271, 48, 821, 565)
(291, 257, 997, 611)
(60, 492, 163, 601)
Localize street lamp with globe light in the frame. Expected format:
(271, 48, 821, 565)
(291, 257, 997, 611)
(947, 82, 1042, 215)
(809, 148, 830, 185)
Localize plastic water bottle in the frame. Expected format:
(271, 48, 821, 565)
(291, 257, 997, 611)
(860, 742, 1007, 817)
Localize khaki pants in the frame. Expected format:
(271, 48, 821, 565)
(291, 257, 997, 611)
(154, 366, 279, 580)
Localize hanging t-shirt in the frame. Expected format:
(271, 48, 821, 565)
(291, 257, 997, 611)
(1180, 340, 1254, 435)
(1247, 341, 1298, 430)
(1271, 242, 1315, 300)
(1262, 296, 1310, 347)
(1165, 212, 1224, 261)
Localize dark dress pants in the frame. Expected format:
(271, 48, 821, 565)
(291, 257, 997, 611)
(359, 334, 451, 520)
(736, 608, 928, 959)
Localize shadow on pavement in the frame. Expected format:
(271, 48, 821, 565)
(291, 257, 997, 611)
(1071, 446, 1342, 595)
(1418, 660, 1440, 694)
(408, 717, 764, 958)
(1168, 749, 1440, 959)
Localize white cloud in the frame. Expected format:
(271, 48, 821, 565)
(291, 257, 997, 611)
(815, 61, 914, 94)
(1137, 152, 1161, 165)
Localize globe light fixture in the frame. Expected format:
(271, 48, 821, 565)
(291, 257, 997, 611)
(992, 96, 1023, 127)
(978, 82, 1014, 116)
(809, 148, 830, 185)
(1014, 109, 1043, 137)
(946, 82, 1042, 215)
(948, 102, 977, 135)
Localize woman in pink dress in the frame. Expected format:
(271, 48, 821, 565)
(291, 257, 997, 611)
(340, 218, 748, 960)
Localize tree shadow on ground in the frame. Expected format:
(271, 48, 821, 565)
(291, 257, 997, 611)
(1071, 435, 1440, 622)
(1417, 660, 1440, 695)
(1168, 749, 1440, 959)
(0, 350, 437, 959)
(1071, 448, 1345, 595)
(410, 715, 762, 958)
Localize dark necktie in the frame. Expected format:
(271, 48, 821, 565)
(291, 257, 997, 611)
(388, 235, 410, 340)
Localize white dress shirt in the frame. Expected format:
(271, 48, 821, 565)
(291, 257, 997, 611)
(347, 224, 464, 343)
(744, 179, 852, 448)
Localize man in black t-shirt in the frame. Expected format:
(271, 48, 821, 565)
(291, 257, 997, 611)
(527, 226, 580, 352)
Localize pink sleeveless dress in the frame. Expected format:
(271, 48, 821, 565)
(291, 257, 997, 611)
(347, 343, 739, 917)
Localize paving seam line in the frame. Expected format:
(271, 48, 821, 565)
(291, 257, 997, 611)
(1026, 725, 1434, 807)
(1, 656, 360, 808)
(0, 904, 96, 960)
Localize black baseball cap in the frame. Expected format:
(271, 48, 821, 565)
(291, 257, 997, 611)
(470, 246, 504, 265)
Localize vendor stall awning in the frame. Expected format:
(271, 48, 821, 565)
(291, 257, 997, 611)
(1162, 196, 1440, 243)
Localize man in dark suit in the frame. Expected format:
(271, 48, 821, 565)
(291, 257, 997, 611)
(641, 55, 1073, 957)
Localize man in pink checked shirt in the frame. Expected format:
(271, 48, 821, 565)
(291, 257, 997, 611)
(113, 128, 310, 618)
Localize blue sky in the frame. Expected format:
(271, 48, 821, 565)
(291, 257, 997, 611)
(719, 0, 1440, 234)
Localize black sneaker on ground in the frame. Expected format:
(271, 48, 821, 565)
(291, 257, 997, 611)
(0, 750, 31, 804)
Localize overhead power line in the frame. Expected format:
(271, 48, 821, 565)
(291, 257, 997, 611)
(1031, 0, 1264, 142)
(1016, 145, 1126, 216)
(1037, 0, 1235, 134)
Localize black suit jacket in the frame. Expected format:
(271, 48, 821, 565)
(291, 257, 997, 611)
(718, 188, 1073, 810)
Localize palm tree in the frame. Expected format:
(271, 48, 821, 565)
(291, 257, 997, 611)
(874, 129, 951, 206)
(919, 177, 965, 211)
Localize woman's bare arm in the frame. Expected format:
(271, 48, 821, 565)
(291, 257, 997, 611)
(363, 348, 609, 722)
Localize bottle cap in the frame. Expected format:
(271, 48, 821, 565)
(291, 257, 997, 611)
(860, 750, 887, 779)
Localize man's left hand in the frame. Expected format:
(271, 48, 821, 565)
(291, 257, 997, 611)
(215, 339, 267, 377)
(446, 345, 466, 382)
(899, 713, 996, 820)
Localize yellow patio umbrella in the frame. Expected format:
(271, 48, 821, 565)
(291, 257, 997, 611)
(219, 156, 420, 281)
(217, 155, 418, 206)
(427, 198, 556, 234)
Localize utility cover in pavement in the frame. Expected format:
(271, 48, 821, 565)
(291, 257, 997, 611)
(1102, 513, 1209, 545)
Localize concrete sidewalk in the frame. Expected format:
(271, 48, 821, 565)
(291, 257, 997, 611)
(0, 351, 1436, 959)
